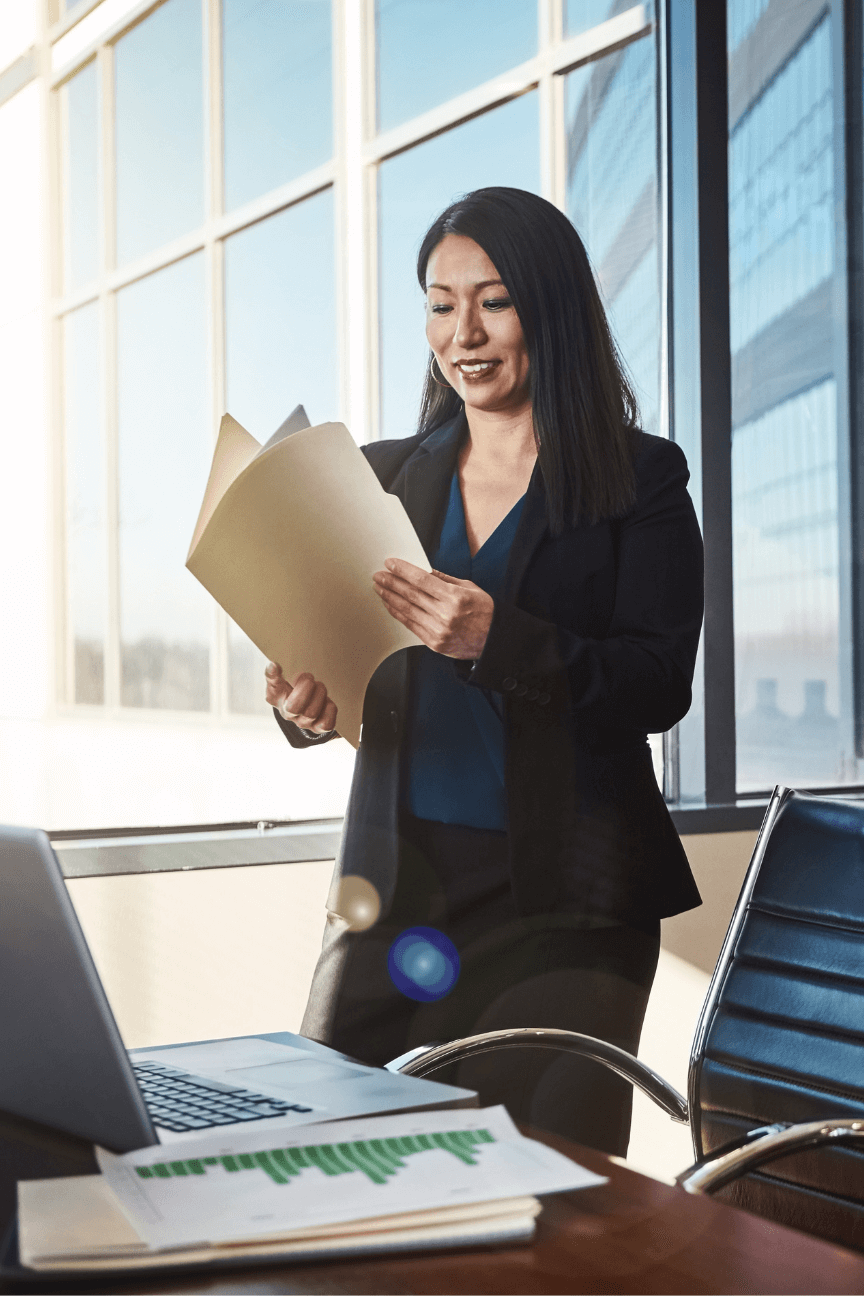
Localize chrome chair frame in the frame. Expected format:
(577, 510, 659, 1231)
(385, 787, 864, 1199)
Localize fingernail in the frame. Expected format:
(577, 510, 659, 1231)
(385, 558, 396, 570)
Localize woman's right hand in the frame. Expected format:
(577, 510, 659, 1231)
(264, 663, 338, 734)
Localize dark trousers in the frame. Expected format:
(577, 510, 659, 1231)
(319, 815, 660, 1158)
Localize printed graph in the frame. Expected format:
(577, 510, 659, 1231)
(135, 1128, 496, 1187)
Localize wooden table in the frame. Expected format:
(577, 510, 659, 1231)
(1, 1109, 862, 1295)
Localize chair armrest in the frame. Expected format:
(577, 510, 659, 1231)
(384, 1028, 689, 1123)
(677, 1117, 864, 1195)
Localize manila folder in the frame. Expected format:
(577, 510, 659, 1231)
(186, 415, 428, 748)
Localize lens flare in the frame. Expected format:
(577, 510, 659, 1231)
(387, 926, 460, 1002)
(332, 875, 381, 932)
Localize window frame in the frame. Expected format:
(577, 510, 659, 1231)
(665, 0, 864, 817)
(48, 0, 657, 726)
(45, 0, 864, 817)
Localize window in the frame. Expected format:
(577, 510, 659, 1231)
(59, 60, 99, 291)
(46, 1, 661, 827)
(378, 94, 541, 440)
(54, 0, 337, 739)
(63, 302, 105, 704)
(661, 0, 862, 810)
(375, 0, 537, 131)
(29, 0, 864, 829)
(565, 33, 661, 432)
(116, 254, 210, 711)
(728, 9, 848, 790)
(222, 0, 332, 211)
(224, 191, 337, 711)
(114, 0, 204, 266)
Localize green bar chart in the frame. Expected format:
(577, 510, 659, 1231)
(135, 1128, 497, 1187)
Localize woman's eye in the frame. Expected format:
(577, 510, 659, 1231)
(483, 297, 512, 311)
(430, 303, 452, 314)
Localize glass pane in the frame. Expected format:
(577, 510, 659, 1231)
(227, 621, 267, 715)
(565, 34, 660, 432)
(60, 61, 100, 291)
(378, 93, 540, 441)
(223, 0, 332, 212)
(376, 0, 536, 133)
(64, 304, 106, 704)
(225, 192, 336, 438)
(224, 190, 337, 712)
(566, 1, 654, 38)
(727, 0, 769, 51)
(114, 0, 204, 265)
(728, 13, 846, 788)
(117, 255, 211, 710)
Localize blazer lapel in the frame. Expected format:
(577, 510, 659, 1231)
(499, 463, 548, 603)
(397, 414, 466, 559)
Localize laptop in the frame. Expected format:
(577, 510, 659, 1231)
(0, 825, 474, 1152)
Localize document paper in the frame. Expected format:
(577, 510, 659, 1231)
(186, 411, 429, 747)
(18, 1177, 540, 1272)
(95, 1106, 605, 1249)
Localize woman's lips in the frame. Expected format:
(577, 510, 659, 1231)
(452, 359, 500, 382)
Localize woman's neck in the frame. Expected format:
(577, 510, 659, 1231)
(457, 402, 538, 556)
(461, 402, 537, 477)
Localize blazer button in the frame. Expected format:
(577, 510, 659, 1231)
(514, 683, 528, 697)
(502, 677, 517, 691)
(538, 692, 551, 706)
(390, 710, 399, 732)
(527, 688, 539, 701)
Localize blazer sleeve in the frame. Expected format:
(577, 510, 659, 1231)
(272, 708, 339, 749)
(465, 437, 704, 735)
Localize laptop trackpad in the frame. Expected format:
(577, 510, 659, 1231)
(227, 1059, 372, 1092)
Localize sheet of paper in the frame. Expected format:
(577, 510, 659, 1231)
(258, 403, 311, 452)
(18, 1175, 148, 1265)
(97, 1105, 605, 1249)
(187, 418, 429, 747)
(18, 1174, 538, 1271)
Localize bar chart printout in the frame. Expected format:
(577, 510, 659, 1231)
(135, 1128, 496, 1187)
(97, 1105, 606, 1249)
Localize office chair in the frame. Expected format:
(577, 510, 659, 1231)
(386, 788, 864, 1251)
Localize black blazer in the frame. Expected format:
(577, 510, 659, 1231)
(276, 414, 704, 922)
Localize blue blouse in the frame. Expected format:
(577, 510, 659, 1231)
(405, 472, 526, 830)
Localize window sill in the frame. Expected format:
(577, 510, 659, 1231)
(670, 786, 864, 835)
(50, 819, 343, 878)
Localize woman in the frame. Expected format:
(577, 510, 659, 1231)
(265, 187, 703, 1156)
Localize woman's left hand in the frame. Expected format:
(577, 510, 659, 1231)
(373, 559, 494, 659)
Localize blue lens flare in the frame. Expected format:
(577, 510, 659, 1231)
(387, 926, 460, 1002)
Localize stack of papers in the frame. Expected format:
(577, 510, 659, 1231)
(186, 408, 430, 747)
(18, 1107, 606, 1273)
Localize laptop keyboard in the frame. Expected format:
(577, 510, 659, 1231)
(132, 1061, 314, 1133)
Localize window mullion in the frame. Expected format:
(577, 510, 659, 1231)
(339, 0, 375, 442)
(846, 0, 864, 766)
(99, 39, 120, 711)
(693, 0, 735, 805)
(204, 0, 226, 716)
(832, 0, 859, 781)
(539, 0, 565, 208)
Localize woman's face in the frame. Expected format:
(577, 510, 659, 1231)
(425, 234, 530, 416)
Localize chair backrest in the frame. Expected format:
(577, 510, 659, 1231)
(689, 787, 864, 1251)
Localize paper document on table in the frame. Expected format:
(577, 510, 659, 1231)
(94, 1106, 605, 1250)
(17, 1177, 540, 1273)
(186, 406, 429, 747)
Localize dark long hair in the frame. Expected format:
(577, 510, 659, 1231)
(416, 187, 640, 532)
